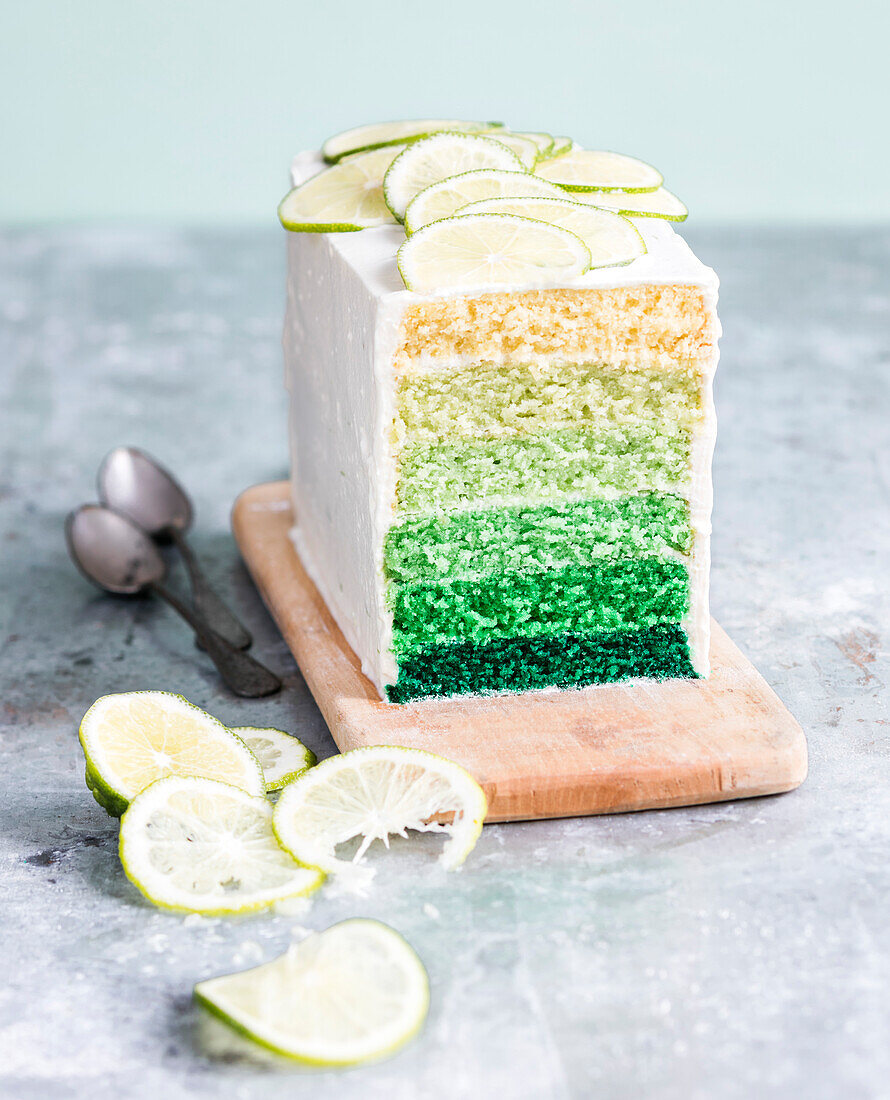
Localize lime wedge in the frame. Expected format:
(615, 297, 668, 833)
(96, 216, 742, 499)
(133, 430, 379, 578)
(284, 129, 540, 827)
(456, 196, 646, 268)
(322, 119, 500, 162)
(404, 168, 567, 234)
(194, 919, 429, 1065)
(119, 776, 324, 914)
(535, 149, 662, 192)
(383, 132, 524, 221)
(279, 146, 404, 232)
(230, 726, 317, 792)
(538, 135, 574, 162)
(273, 745, 488, 877)
(578, 185, 688, 221)
(397, 212, 590, 294)
(79, 691, 265, 817)
(485, 132, 539, 169)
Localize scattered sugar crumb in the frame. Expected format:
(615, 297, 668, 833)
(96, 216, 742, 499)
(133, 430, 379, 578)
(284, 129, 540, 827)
(423, 902, 441, 920)
(272, 895, 314, 917)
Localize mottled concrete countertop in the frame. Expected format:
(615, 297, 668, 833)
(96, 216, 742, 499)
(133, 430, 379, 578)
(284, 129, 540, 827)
(1, 227, 888, 1099)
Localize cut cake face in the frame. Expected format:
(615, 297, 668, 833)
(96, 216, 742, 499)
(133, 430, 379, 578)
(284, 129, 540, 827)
(283, 146, 719, 703)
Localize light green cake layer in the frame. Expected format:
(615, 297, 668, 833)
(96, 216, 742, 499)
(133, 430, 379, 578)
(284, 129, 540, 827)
(394, 360, 702, 446)
(384, 493, 692, 584)
(395, 425, 691, 514)
(390, 555, 690, 653)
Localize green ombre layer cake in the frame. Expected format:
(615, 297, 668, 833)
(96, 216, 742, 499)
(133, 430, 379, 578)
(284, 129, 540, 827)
(284, 149, 719, 703)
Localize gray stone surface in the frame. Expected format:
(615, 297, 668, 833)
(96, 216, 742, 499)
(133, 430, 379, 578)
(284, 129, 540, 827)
(1, 226, 888, 1099)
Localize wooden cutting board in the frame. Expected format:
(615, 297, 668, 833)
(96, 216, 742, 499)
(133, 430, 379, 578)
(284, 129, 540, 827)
(232, 481, 807, 822)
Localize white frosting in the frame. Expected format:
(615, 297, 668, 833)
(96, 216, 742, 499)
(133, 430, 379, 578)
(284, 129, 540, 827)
(290, 152, 719, 302)
(285, 151, 720, 693)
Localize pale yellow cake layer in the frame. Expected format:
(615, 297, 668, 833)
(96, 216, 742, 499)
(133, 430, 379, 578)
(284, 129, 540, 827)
(393, 285, 716, 371)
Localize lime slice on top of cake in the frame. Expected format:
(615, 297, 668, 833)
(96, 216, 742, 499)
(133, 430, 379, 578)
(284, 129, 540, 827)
(535, 149, 663, 192)
(279, 146, 404, 231)
(383, 132, 527, 221)
(455, 196, 646, 267)
(483, 132, 540, 169)
(404, 168, 568, 234)
(397, 213, 591, 293)
(322, 119, 500, 162)
(577, 186, 689, 221)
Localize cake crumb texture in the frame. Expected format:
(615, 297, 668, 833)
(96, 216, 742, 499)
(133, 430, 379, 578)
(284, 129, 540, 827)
(395, 286, 716, 370)
(385, 623, 698, 703)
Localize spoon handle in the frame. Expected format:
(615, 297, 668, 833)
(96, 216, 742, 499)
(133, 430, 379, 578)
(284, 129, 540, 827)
(169, 528, 253, 650)
(149, 581, 281, 698)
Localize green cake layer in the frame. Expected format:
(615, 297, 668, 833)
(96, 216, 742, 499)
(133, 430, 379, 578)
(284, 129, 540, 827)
(396, 424, 691, 514)
(384, 494, 692, 584)
(386, 623, 697, 702)
(395, 360, 701, 445)
(390, 555, 690, 653)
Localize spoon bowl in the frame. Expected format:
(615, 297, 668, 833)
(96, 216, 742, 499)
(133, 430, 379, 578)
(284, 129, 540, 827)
(98, 446, 192, 538)
(97, 446, 252, 650)
(65, 503, 280, 697)
(66, 504, 166, 594)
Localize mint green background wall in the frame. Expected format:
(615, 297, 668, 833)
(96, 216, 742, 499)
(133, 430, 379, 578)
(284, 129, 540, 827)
(2, 0, 886, 223)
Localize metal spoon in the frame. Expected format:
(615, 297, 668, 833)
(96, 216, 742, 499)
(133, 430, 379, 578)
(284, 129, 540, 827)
(97, 446, 253, 650)
(65, 504, 280, 698)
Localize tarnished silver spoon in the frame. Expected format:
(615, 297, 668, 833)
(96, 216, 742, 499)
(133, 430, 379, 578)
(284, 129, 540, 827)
(65, 504, 280, 698)
(97, 446, 253, 650)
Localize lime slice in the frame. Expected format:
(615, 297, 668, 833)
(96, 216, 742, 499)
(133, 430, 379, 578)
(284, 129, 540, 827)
(119, 776, 324, 914)
(404, 169, 567, 234)
(322, 119, 500, 162)
(538, 135, 574, 162)
(397, 212, 591, 294)
(79, 691, 265, 817)
(535, 149, 662, 192)
(272, 745, 488, 876)
(194, 919, 429, 1065)
(279, 146, 403, 232)
(230, 726, 317, 792)
(456, 196, 646, 268)
(513, 131, 555, 158)
(485, 132, 539, 169)
(578, 185, 688, 221)
(383, 132, 524, 221)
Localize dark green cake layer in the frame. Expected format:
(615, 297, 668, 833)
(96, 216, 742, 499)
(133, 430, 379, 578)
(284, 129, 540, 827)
(385, 623, 697, 703)
(390, 555, 690, 653)
(383, 493, 692, 585)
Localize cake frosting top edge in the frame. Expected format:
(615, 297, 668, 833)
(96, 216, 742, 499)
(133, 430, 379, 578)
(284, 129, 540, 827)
(289, 151, 719, 304)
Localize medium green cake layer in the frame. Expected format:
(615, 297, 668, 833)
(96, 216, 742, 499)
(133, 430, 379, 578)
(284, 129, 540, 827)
(390, 555, 690, 653)
(396, 425, 690, 514)
(386, 623, 697, 702)
(394, 360, 702, 446)
(384, 493, 692, 584)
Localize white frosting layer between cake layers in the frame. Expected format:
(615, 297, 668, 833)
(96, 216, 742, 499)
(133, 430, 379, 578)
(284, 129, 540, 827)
(285, 151, 720, 693)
